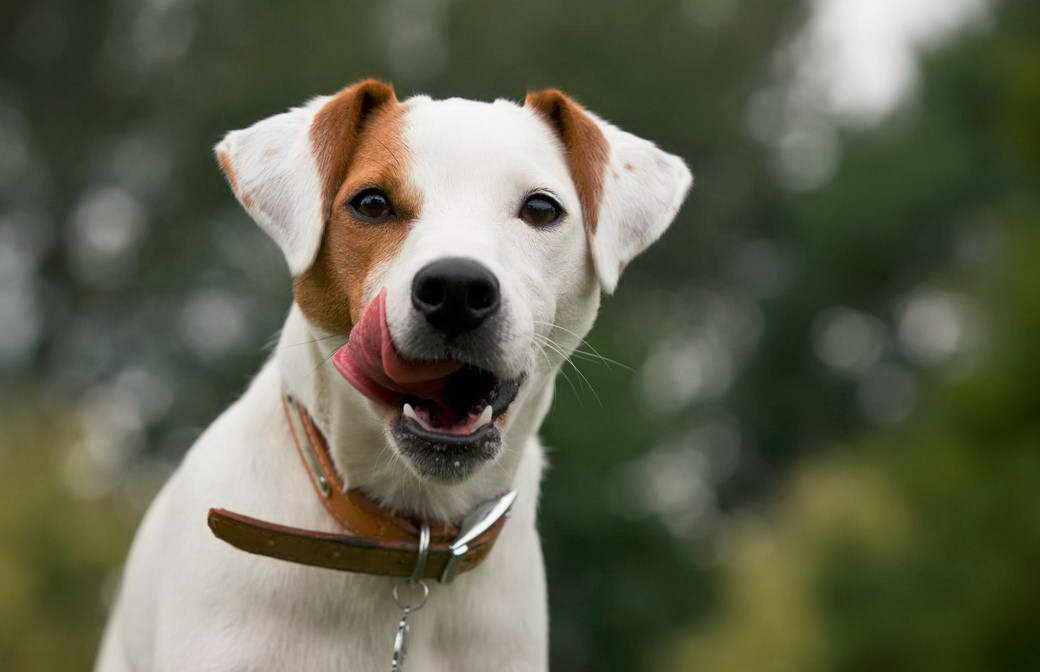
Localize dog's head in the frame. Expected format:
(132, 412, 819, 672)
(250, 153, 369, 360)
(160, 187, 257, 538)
(216, 80, 691, 483)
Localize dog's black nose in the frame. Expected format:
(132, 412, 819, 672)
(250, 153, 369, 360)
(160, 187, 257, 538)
(412, 257, 500, 337)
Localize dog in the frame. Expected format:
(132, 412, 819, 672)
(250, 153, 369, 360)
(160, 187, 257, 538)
(95, 79, 691, 671)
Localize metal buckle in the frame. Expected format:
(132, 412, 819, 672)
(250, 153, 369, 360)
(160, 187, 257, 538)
(439, 490, 517, 584)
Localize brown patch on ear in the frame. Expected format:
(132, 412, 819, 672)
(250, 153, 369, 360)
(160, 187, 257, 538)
(293, 80, 418, 334)
(525, 89, 609, 234)
(311, 79, 398, 219)
(216, 148, 251, 209)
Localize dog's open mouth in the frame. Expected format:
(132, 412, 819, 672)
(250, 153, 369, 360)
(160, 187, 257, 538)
(331, 290, 521, 478)
(390, 367, 521, 482)
(398, 366, 521, 437)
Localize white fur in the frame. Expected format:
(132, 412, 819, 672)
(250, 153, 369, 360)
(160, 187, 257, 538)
(214, 96, 330, 276)
(587, 114, 694, 293)
(96, 92, 690, 671)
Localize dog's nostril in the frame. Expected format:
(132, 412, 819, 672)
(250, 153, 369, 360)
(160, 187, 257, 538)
(467, 280, 496, 311)
(411, 257, 501, 337)
(414, 276, 446, 309)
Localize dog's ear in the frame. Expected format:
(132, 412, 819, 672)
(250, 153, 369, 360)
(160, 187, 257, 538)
(215, 79, 397, 275)
(525, 89, 692, 293)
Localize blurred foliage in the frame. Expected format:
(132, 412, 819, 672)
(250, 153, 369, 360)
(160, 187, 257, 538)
(672, 3, 1040, 670)
(1, 0, 1037, 670)
(673, 219, 1040, 672)
(0, 410, 134, 669)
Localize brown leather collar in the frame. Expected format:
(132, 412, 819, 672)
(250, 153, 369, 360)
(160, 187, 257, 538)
(207, 393, 511, 581)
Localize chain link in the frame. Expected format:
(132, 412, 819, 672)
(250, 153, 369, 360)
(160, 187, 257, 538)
(389, 522, 431, 671)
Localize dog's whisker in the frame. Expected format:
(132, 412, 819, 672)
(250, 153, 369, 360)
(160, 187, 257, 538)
(534, 334, 602, 407)
(487, 457, 513, 482)
(532, 336, 584, 406)
(263, 328, 284, 353)
(531, 324, 629, 383)
(567, 348, 633, 371)
(283, 333, 350, 348)
(312, 340, 348, 376)
(373, 444, 400, 477)
(532, 320, 625, 370)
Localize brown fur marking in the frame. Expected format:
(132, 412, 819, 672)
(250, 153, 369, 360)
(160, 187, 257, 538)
(294, 80, 418, 333)
(217, 148, 252, 209)
(524, 89, 609, 235)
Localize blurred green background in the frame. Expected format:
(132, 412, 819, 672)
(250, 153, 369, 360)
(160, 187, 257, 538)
(1, 0, 1038, 669)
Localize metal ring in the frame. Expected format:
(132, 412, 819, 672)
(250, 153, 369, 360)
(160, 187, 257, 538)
(392, 580, 429, 611)
(410, 522, 431, 584)
(391, 522, 432, 611)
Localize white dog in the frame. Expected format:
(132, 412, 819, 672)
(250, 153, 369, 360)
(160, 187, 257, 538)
(95, 80, 691, 671)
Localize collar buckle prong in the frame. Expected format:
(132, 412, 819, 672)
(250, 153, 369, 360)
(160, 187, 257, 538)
(439, 490, 518, 584)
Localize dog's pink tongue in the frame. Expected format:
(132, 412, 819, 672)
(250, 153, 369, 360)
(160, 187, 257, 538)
(332, 289, 461, 405)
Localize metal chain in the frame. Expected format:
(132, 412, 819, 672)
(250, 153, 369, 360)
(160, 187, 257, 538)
(390, 522, 431, 672)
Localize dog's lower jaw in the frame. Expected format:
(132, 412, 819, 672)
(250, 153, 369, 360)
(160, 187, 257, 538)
(390, 419, 502, 483)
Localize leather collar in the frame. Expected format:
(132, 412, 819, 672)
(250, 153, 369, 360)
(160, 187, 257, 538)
(207, 393, 512, 581)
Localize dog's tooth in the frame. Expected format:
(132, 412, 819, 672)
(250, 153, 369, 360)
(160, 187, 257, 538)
(404, 402, 440, 432)
(474, 405, 493, 429)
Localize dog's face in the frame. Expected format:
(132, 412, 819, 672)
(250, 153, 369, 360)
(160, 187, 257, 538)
(217, 80, 691, 483)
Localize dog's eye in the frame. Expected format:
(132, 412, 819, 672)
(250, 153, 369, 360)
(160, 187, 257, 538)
(519, 194, 563, 227)
(348, 189, 394, 221)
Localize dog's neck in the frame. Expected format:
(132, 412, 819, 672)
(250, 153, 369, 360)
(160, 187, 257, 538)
(275, 304, 554, 522)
